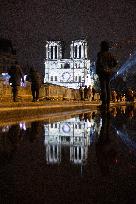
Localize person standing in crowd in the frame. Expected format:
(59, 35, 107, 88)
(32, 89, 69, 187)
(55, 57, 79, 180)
(87, 85, 92, 101)
(126, 88, 134, 102)
(84, 85, 88, 100)
(92, 87, 96, 101)
(96, 41, 117, 110)
(28, 67, 42, 102)
(79, 85, 84, 100)
(8, 61, 24, 102)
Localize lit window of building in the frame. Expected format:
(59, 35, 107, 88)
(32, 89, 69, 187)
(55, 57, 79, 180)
(51, 76, 53, 81)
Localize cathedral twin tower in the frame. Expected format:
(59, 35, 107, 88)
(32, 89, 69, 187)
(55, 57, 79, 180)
(45, 39, 88, 60)
(44, 39, 90, 89)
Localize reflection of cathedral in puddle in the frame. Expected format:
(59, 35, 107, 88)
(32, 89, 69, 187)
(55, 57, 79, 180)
(44, 116, 98, 165)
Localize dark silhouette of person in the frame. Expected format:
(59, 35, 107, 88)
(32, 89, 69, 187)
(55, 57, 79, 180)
(125, 104, 134, 119)
(28, 67, 42, 102)
(96, 110, 117, 176)
(7, 124, 22, 154)
(28, 121, 43, 143)
(79, 113, 84, 121)
(126, 88, 134, 102)
(92, 87, 96, 101)
(96, 41, 117, 110)
(8, 61, 24, 102)
(79, 85, 84, 100)
(87, 85, 92, 101)
(84, 85, 88, 100)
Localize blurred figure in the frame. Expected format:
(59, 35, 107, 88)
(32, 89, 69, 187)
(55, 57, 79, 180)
(28, 67, 42, 102)
(79, 113, 84, 121)
(96, 110, 117, 176)
(121, 93, 126, 102)
(28, 121, 43, 143)
(125, 104, 134, 119)
(7, 124, 22, 153)
(87, 85, 92, 101)
(92, 87, 96, 101)
(84, 85, 88, 100)
(116, 91, 122, 102)
(110, 107, 117, 118)
(126, 88, 134, 102)
(133, 90, 136, 101)
(8, 61, 24, 102)
(111, 90, 117, 102)
(79, 85, 84, 100)
(96, 41, 117, 110)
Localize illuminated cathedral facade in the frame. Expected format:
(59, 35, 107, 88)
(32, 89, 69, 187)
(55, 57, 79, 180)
(44, 111, 100, 165)
(44, 39, 91, 89)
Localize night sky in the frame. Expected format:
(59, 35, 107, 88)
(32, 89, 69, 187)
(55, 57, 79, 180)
(0, 0, 136, 73)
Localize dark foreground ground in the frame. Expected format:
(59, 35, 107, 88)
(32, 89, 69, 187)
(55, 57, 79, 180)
(0, 101, 136, 204)
(0, 100, 128, 125)
(0, 100, 99, 125)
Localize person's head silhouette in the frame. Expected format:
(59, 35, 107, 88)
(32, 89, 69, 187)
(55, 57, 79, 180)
(100, 40, 110, 51)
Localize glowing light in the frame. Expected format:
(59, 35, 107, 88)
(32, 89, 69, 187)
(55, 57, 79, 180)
(111, 51, 136, 80)
(2, 126, 9, 133)
(19, 122, 26, 131)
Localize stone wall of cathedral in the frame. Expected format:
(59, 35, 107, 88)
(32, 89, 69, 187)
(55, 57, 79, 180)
(44, 39, 91, 89)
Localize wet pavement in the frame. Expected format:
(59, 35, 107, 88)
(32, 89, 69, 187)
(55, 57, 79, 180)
(0, 100, 99, 126)
(0, 104, 136, 204)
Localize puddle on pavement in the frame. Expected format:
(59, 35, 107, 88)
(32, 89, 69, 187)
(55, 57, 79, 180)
(0, 105, 136, 203)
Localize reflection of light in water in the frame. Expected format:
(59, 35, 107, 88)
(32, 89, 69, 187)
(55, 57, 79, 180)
(21, 75, 27, 87)
(62, 123, 70, 133)
(19, 122, 26, 131)
(116, 128, 136, 152)
(96, 117, 102, 136)
(44, 113, 101, 166)
(90, 127, 95, 144)
(2, 125, 10, 133)
(87, 119, 94, 127)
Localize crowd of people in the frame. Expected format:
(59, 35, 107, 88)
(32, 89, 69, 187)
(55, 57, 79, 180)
(79, 85, 135, 103)
(111, 88, 136, 103)
(79, 85, 97, 101)
(7, 40, 136, 106)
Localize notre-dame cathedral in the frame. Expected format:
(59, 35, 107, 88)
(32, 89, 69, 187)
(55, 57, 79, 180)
(44, 39, 91, 89)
